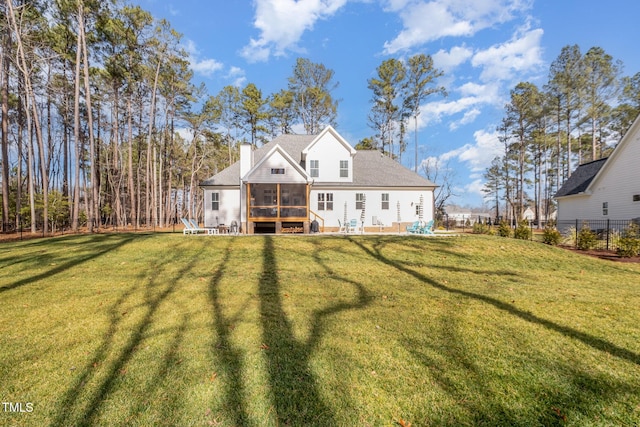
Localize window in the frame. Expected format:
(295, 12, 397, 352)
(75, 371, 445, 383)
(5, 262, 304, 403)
(340, 160, 349, 178)
(634, 194, 640, 202)
(603, 202, 608, 216)
(310, 160, 319, 178)
(317, 193, 333, 211)
(271, 168, 285, 175)
(381, 193, 389, 210)
(211, 192, 220, 211)
(356, 193, 364, 210)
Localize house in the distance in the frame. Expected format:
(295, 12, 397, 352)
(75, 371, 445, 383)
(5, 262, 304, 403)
(199, 126, 437, 234)
(555, 114, 640, 225)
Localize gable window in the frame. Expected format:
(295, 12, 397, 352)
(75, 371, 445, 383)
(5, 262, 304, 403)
(340, 160, 349, 178)
(271, 168, 285, 175)
(317, 193, 334, 211)
(381, 193, 389, 210)
(634, 194, 640, 202)
(211, 192, 220, 211)
(602, 202, 608, 216)
(356, 193, 365, 210)
(310, 160, 319, 178)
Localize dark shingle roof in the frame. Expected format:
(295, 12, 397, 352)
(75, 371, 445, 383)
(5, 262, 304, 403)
(554, 158, 607, 198)
(200, 135, 436, 188)
(352, 150, 436, 187)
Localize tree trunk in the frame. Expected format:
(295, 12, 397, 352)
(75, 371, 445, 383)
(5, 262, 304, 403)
(71, 2, 83, 232)
(79, 3, 98, 232)
(127, 96, 136, 228)
(7, 0, 49, 234)
(1, 29, 10, 232)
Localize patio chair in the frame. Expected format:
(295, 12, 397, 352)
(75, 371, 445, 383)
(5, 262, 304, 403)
(349, 219, 358, 233)
(420, 219, 435, 235)
(406, 221, 421, 234)
(181, 218, 207, 235)
(189, 218, 217, 235)
(338, 219, 347, 233)
(181, 218, 197, 234)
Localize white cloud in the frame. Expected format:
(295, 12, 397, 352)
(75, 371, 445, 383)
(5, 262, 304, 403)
(432, 45, 474, 71)
(383, 0, 534, 54)
(227, 66, 247, 87)
(471, 27, 544, 81)
(242, 0, 349, 62)
(184, 39, 224, 77)
(457, 128, 503, 172)
(191, 58, 224, 77)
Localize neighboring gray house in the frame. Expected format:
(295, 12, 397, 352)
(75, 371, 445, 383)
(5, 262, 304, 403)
(199, 126, 437, 233)
(555, 113, 640, 224)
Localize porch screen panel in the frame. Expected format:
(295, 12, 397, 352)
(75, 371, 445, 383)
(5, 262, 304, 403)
(250, 183, 278, 218)
(280, 184, 307, 218)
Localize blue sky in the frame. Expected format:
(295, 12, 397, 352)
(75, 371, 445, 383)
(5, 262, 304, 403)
(139, 0, 640, 207)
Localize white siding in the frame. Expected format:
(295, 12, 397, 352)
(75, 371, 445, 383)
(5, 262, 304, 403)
(558, 131, 640, 222)
(203, 188, 241, 227)
(310, 188, 433, 227)
(246, 151, 307, 183)
(305, 133, 353, 183)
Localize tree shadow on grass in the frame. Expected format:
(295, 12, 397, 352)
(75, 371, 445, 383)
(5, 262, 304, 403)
(347, 236, 640, 367)
(0, 233, 142, 294)
(50, 241, 204, 427)
(348, 236, 640, 424)
(207, 238, 252, 425)
(258, 236, 373, 425)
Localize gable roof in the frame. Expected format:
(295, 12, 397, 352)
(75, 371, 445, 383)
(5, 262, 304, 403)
(554, 158, 607, 198)
(200, 134, 316, 186)
(555, 112, 640, 199)
(200, 130, 437, 188)
(244, 143, 311, 183)
(302, 125, 356, 157)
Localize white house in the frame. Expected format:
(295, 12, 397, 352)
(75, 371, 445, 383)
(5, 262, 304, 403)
(555, 114, 640, 225)
(199, 126, 437, 234)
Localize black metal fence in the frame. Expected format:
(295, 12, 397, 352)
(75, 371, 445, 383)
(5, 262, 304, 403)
(556, 219, 639, 251)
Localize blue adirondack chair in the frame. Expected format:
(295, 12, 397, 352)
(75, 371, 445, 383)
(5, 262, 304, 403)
(420, 219, 435, 235)
(406, 221, 421, 234)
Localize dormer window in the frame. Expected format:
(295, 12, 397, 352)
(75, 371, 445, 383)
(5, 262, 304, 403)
(340, 160, 349, 178)
(310, 160, 319, 177)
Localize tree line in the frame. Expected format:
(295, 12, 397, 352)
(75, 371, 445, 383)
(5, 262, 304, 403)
(0, 0, 341, 233)
(482, 45, 640, 225)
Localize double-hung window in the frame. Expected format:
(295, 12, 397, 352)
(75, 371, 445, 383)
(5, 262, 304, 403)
(310, 160, 319, 178)
(212, 192, 220, 211)
(340, 160, 349, 178)
(381, 193, 389, 210)
(317, 193, 333, 211)
(356, 193, 365, 210)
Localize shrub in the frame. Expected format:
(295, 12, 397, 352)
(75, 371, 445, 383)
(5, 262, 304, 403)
(497, 220, 512, 238)
(542, 223, 562, 246)
(514, 219, 532, 240)
(472, 222, 490, 234)
(562, 226, 577, 246)
(617, 223, 640, 257)
(576, 224, 598, 250)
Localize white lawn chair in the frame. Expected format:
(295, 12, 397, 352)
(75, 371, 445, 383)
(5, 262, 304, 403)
(181, 218, 196, 234)
(338, 219, 347, 233)
(189, 219, 214, 234)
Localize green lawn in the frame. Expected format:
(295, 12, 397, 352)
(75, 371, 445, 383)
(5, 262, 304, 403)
(1, 233, 639, 426)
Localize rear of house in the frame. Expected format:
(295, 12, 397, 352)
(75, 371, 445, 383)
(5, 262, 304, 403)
(200, 126, 437, 234)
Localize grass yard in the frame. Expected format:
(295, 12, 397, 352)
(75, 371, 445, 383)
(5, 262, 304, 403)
(1, 233, 639, 426)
